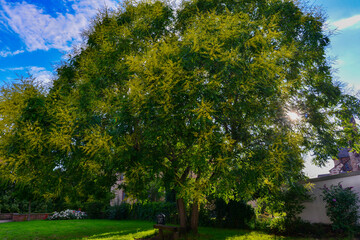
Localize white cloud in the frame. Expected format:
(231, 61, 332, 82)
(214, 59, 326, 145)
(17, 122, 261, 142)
(0, 65, 54, 86)
(28, 66, 53, 86)
(7, 67, 24, 71)
(0, 0, 118, 52)
(333, 15, 360, 30)
(168, 0, 183, 9)
(0, 49, 24, 57)
(0, 66, 24, 71)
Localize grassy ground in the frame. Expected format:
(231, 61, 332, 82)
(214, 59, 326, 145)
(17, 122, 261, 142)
(0, 220, 155, 240)
(0, 219, 334, 240)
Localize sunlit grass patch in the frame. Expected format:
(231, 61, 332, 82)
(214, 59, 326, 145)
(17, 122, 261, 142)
(186, 227, 311, 240)
(84, 229, 157, 240)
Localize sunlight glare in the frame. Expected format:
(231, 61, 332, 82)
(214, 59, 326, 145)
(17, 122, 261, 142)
(287, 111, 301, 122)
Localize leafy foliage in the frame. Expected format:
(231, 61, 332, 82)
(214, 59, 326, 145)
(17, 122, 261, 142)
(0, 77, 116, 208)
(321, 183, 360, 234)
(83, 201, 107, 219)
(107, 203, 131, 220)
(0, 79, 52, 201)
(256, 182, 312, 228)
(1, 0, 359, 233)
(204, 199, 255, 229)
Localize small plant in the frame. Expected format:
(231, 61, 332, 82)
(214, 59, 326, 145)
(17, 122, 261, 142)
(321, 183, 360, 234)
(48, 209, 87, 220)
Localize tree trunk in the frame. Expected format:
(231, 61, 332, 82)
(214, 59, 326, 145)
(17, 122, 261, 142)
(27, 200, 31, 221)
(176, 198, 187, 234)
(190, 199, 199, 234)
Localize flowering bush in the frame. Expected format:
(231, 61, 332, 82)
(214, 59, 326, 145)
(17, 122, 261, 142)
(48, 209, 87, 220)
(321, 183, 359, 234)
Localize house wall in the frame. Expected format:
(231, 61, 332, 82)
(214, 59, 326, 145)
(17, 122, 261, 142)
(110, 173, 127, 206)
(110, 187, 126, 206)
(299, 171, 360, 224)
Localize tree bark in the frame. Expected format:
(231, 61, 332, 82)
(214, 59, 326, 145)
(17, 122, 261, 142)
(190, 199, 199, 234)
(176, 198, 187, 234)
(27, 200, 31, 221)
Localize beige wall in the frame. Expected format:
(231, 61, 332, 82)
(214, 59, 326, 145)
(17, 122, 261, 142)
(299, 171, 360, 224)
(110, 174, 126, 206)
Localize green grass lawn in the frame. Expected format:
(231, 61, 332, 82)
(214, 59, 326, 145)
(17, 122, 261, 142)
(0, 219, 329, 240)
(0, 220, 155, 240)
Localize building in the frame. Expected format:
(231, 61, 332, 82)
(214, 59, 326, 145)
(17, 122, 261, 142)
(329, 148, 360, 175)
(300, 171, 360, 224)
(110, 173, 127, 206)
(329, 117, 360, 175)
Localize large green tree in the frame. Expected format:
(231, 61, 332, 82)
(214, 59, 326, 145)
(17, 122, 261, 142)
(51, 0, 354, 233)
(4, 0, 359, 234)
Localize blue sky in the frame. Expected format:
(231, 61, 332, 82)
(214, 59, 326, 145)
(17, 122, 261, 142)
(0, 0, 359, 177)
(0, 0, 119, 85)
(311, 0, 360, 93)
(303, 0, 360, 177)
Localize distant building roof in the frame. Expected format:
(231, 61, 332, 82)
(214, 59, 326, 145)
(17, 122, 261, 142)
(338, 148, 350, 158)
(318, 174, 331, 178)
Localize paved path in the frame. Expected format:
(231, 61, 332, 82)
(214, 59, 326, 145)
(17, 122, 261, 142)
(0, 220, 12, 223)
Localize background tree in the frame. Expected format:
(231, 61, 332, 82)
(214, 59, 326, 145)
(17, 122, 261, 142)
(0, 78, 54, 219)
(0, 77, 116, 215)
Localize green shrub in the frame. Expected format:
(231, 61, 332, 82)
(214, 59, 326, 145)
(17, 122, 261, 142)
(198, 198, 255, 229)
(198, 203, 215, 227)
(255, 182, 312, 233)
(107, 202, 177, 223)
(280, 183, 313, 223)
(321, 183, 360, 234)
(213, 199, 255, 229)
(83, 201, 107, 219)
(107, 203, 131, 220)
(0, 194, 21, 213)
(0, 196, 55, 214)
(130, 202, 177, 223)
(107, 200, 255, 229)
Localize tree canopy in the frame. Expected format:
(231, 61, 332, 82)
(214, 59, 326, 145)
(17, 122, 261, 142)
(1, 0, 359, 233)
